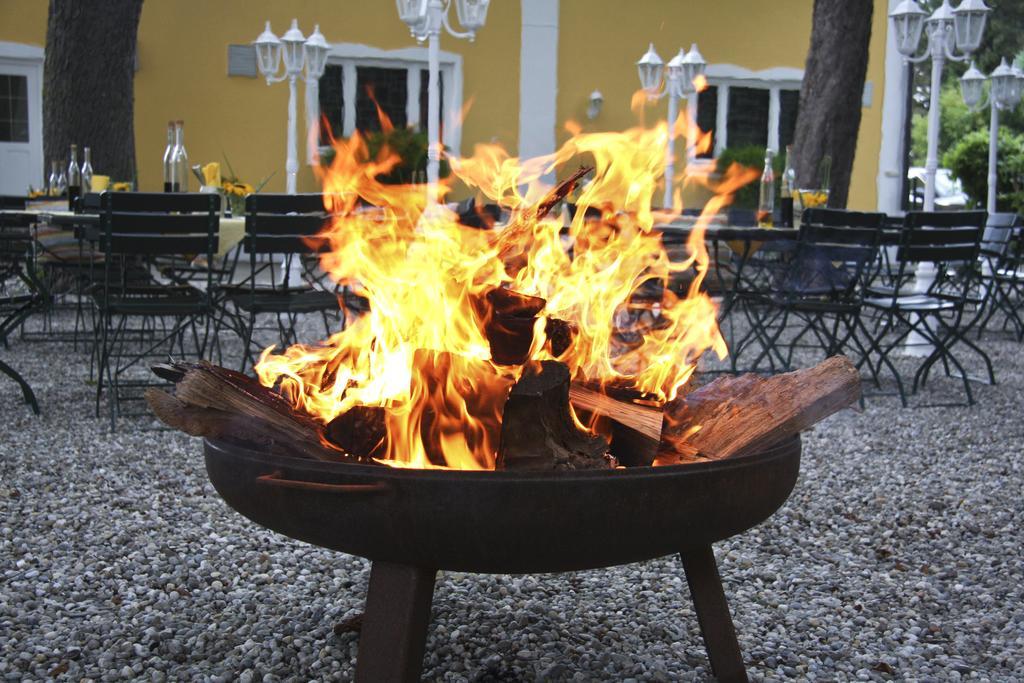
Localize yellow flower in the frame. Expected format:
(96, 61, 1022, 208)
(111, 182, 133, 192)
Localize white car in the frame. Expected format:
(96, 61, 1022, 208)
(907, 167, 969, 210)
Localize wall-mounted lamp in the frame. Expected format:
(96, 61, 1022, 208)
(587, 90, 604, 120)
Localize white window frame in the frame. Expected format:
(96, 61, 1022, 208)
(692, 64, 803, 162)
(308, 43, 464, 163)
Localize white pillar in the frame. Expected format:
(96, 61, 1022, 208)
(714, 84, 729, 155)
(518, 0, 559, 186)
(286, 74, 299, 195)
(877, 0, 910, 215)
(987, 103, 999, 214)
(663, 91, 679, 208)
(426, 32, 441, 205)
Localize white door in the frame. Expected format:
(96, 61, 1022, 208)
(0, 49, 44, 197)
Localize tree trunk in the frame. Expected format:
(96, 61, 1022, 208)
(791, 0, 874, 208)
(43, 0, 144, 184)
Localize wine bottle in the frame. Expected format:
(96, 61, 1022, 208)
(81, 147, 94, 195)
(163, 121, 175, 192)
(779, 145, 795, 228)
(171, 121, 189, 192)
(48, 161, 60, 197)
(67, 144, 82, 211)
(757, 149, 775, 228)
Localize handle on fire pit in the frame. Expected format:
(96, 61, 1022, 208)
(257, 471, 391, 495)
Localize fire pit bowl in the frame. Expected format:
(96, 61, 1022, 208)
(203, 436, 801, 682)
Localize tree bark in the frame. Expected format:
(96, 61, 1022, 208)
(43, 0, 144, 184)
(791, 0, 874, 208)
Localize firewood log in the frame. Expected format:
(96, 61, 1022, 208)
(497, 360, 612, 471)
(146, 361, 366, 463)
(568, 383, 664, 467)
(660, 355, 861, 461)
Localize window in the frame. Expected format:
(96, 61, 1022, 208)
(691, 67, 802, 159)
(695, 85, 717, 159)
(0, 74, 29, 143)
(313, 44, 461, 157)
(726, 87, 770, 149)
(318, 64, 344, 143)
(779, 90, 800, 151)
(418, 69, 445, 138)
(355, 66, 408, 132)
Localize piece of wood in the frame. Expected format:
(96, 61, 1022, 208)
(474, 287, 546, 366)
(497, 360, 612, 471)
(493, 166, 593, 275)
(146, 361, 365, 463)
(568, 383, 663, 442)
(544, 317, 577, 358)
(568, 383, 664, 467)
(145, 388, 350, 462)
(324, 405, 387, 459)
(660, 355, 861, 461)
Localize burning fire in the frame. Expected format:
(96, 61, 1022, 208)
(254, 104, 752, 470)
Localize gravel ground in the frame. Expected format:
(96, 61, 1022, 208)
(1, 310, 1023, 682)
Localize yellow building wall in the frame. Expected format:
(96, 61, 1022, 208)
(0, 0, 520, 194)
(133, 1, 520, 194)
(556, 0, 888, 211)
(2, 0, 888, 208)
(0, 0, 46, 45)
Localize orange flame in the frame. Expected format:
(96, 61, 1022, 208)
(255, 107, 749, 469)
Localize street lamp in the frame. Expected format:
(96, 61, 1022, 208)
(254, 20, 330, 195)
(889, 0, 989, 212)
(960, 58, 1024, 213)
(636, 42, 706, 208)
(396, 0, 490, 205)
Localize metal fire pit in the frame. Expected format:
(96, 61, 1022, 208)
(203, 436, 801, 682)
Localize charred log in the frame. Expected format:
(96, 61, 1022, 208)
(324, 406, 388, 459)
(497, 361, 612, 471)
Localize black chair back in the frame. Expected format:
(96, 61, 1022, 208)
(241, 193, 331, 290)
(0, 196, 27, 210)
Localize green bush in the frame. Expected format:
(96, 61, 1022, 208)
(942, 127, 1024, 213)
(320, 126, 450, 185)
(911, 81, 1024, 165)
(715, 145, 785, 209)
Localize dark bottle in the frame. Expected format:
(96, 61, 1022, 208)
(67, 144, 82, 211)
(779, 145, 795, 228)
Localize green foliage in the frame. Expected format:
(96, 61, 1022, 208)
(320, 127, 450, 185)
(715, 145, 785, 209)
(911, 81, 1024, 166)
(942, 127, 1024, 213)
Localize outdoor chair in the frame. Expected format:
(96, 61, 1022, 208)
(742, 208, 885, 373)
(0, 207, 44, 414)
(860, 210, 988, 406)
(92, 191, 220, 428)
(217, 193, 348, 371)
(973, 213, 1023, 340)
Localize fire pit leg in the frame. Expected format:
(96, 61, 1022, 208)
(355, 562, 437, 683)
(679, 546, 748, 683)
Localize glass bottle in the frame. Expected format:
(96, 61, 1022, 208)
(757, 149, 775, 228)
(162, 121, 175, 192)
(171, 121, 189, 192)
(779, 145, 795, 228)
(67, 144, 82, 211)
(48, 161, 60, 197)
(81, 147, 94, 195)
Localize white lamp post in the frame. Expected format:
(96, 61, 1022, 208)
(960, 58, 1023, 213)
(636, 43, 706, 208)
(254, 20, 330, 195)
(396, 0, 490, 206)
(890, 0, 989, 212)
(889, 0, 989, 355)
